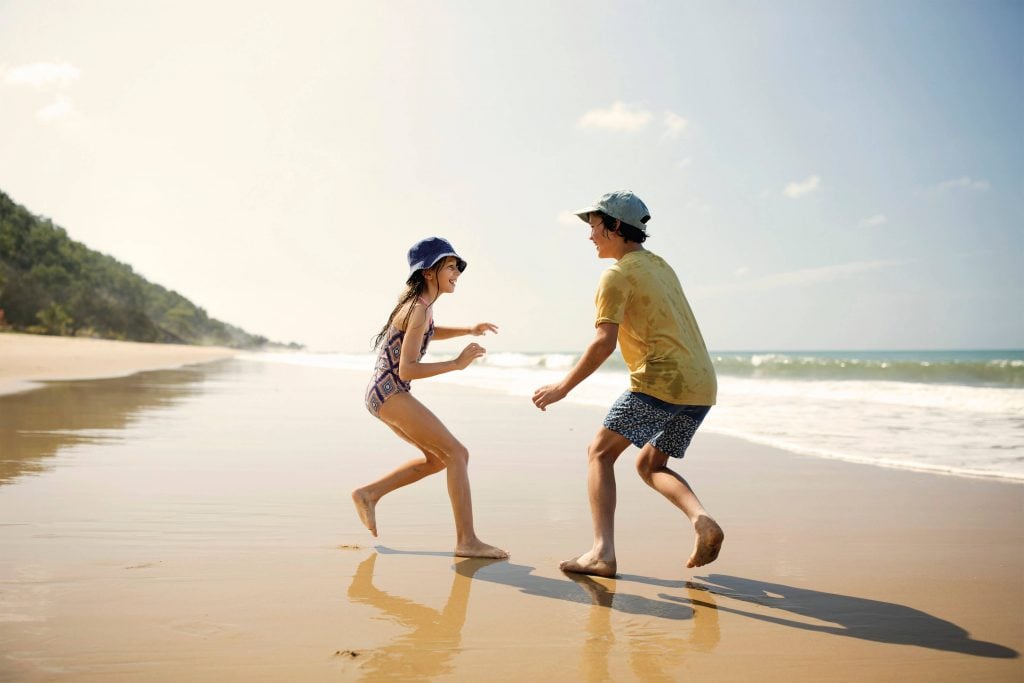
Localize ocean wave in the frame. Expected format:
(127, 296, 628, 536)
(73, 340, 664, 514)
(439, 349, 1024, 388)
(480, 352, 578, 371)
(240, 349, 1024, 389)
(720, 376, 1024, 415)
(712, 353, 1024, 387)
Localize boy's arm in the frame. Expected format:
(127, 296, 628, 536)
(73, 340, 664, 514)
(532, 323, 618, 411)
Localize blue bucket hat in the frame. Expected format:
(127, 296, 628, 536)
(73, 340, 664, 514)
(573, 190, 651, 233)
(407, 237, 467, 278)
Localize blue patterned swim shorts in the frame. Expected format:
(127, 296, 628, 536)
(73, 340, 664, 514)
(603, 391, 711, 459)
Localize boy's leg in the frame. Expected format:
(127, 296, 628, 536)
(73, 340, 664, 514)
(635, 445, 724, 568)
(560, 427, 632, 577)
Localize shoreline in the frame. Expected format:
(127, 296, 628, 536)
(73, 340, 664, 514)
(705, 426, 1024, 484)
(3, 336, 1020, 484)
(0, 331, 237, 397)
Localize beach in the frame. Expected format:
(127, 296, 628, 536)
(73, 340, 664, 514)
(0, 337, 1021, 681)
(0, 333, 237, 397)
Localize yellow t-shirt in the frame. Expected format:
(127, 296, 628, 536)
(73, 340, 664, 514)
(595, 250, 717, 405)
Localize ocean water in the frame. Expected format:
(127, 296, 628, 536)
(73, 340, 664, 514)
(240, 349, 1024, 482)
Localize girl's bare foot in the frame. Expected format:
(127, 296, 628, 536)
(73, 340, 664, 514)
(686, 515, 724, 568)
(454, 539, 509, 559)
(559, 552, 617, 578)
(351, 489, 377, 537)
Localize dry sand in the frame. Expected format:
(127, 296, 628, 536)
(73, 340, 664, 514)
(0, 341, 1021, 681)
(0, 332, 236, 396)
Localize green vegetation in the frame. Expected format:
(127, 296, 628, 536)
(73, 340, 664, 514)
(0, 189, 293, 348)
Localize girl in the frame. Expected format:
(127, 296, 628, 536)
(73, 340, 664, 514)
(353, 237, 508, 559)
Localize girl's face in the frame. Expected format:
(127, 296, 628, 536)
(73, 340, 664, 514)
(430, 256, 462, 295)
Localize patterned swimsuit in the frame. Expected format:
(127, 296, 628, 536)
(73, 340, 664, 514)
(365, 312, 435, 418)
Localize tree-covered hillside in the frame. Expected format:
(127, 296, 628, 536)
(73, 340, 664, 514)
(0, 189, 283, 348)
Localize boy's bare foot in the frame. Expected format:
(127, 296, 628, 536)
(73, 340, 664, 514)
(686, 515, 724, 568)
(351, 489, 377, 537)
(454, 540, 509, 559)
(559, 552, 617, 578)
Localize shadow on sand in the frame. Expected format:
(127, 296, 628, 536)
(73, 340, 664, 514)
(651, 573, 1020, 659)
(454, 559, 695, 620)
(372, 548, 1018, 660)
(376, 545, 696, 620)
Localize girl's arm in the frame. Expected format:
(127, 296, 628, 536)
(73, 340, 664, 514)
(431, 322, 498, 341)
(398, 305, 486, 382)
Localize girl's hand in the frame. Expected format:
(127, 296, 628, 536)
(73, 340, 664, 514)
(455, 342, 486, 370)
(470, 322, 498, 336)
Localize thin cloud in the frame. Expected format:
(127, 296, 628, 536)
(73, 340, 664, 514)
(662, 111, 688, 140)
(933, 176, 991, 193)
(860, 214, 887, 227)
(692, 258, 903, 299)
(578, 101, 653, 132)
(37, 95, 76, 122)
(578, 103, 692, 142)
(784, 175, 821, 198)
(4, 62, 80, 88)
(676, 157, 693, 169)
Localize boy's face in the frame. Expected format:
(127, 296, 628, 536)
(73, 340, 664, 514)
(587, 213, 619, 259)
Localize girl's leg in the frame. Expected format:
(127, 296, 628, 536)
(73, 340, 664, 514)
(352, 421, 446, 537)
(362, 393, 507, 559)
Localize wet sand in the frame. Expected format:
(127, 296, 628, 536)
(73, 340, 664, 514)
(0, 357, 1021, 681)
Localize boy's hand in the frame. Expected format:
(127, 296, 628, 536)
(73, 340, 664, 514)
(532, 384, 566, 411)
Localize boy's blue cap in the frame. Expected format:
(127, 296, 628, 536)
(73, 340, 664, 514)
(574, 190, 651, 233)
(407, 237, 467, 277)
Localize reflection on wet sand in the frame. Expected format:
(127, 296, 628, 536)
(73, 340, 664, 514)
(569, 574, 720, 682)
(0, 363, 229, 486)
(368, 549, 721, 680)
(346, 553, 499, 681)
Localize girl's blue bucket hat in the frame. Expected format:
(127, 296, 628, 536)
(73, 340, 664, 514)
(407, 237, 467, 277)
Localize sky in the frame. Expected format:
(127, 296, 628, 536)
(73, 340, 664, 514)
(1, 0, 1021, 352)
